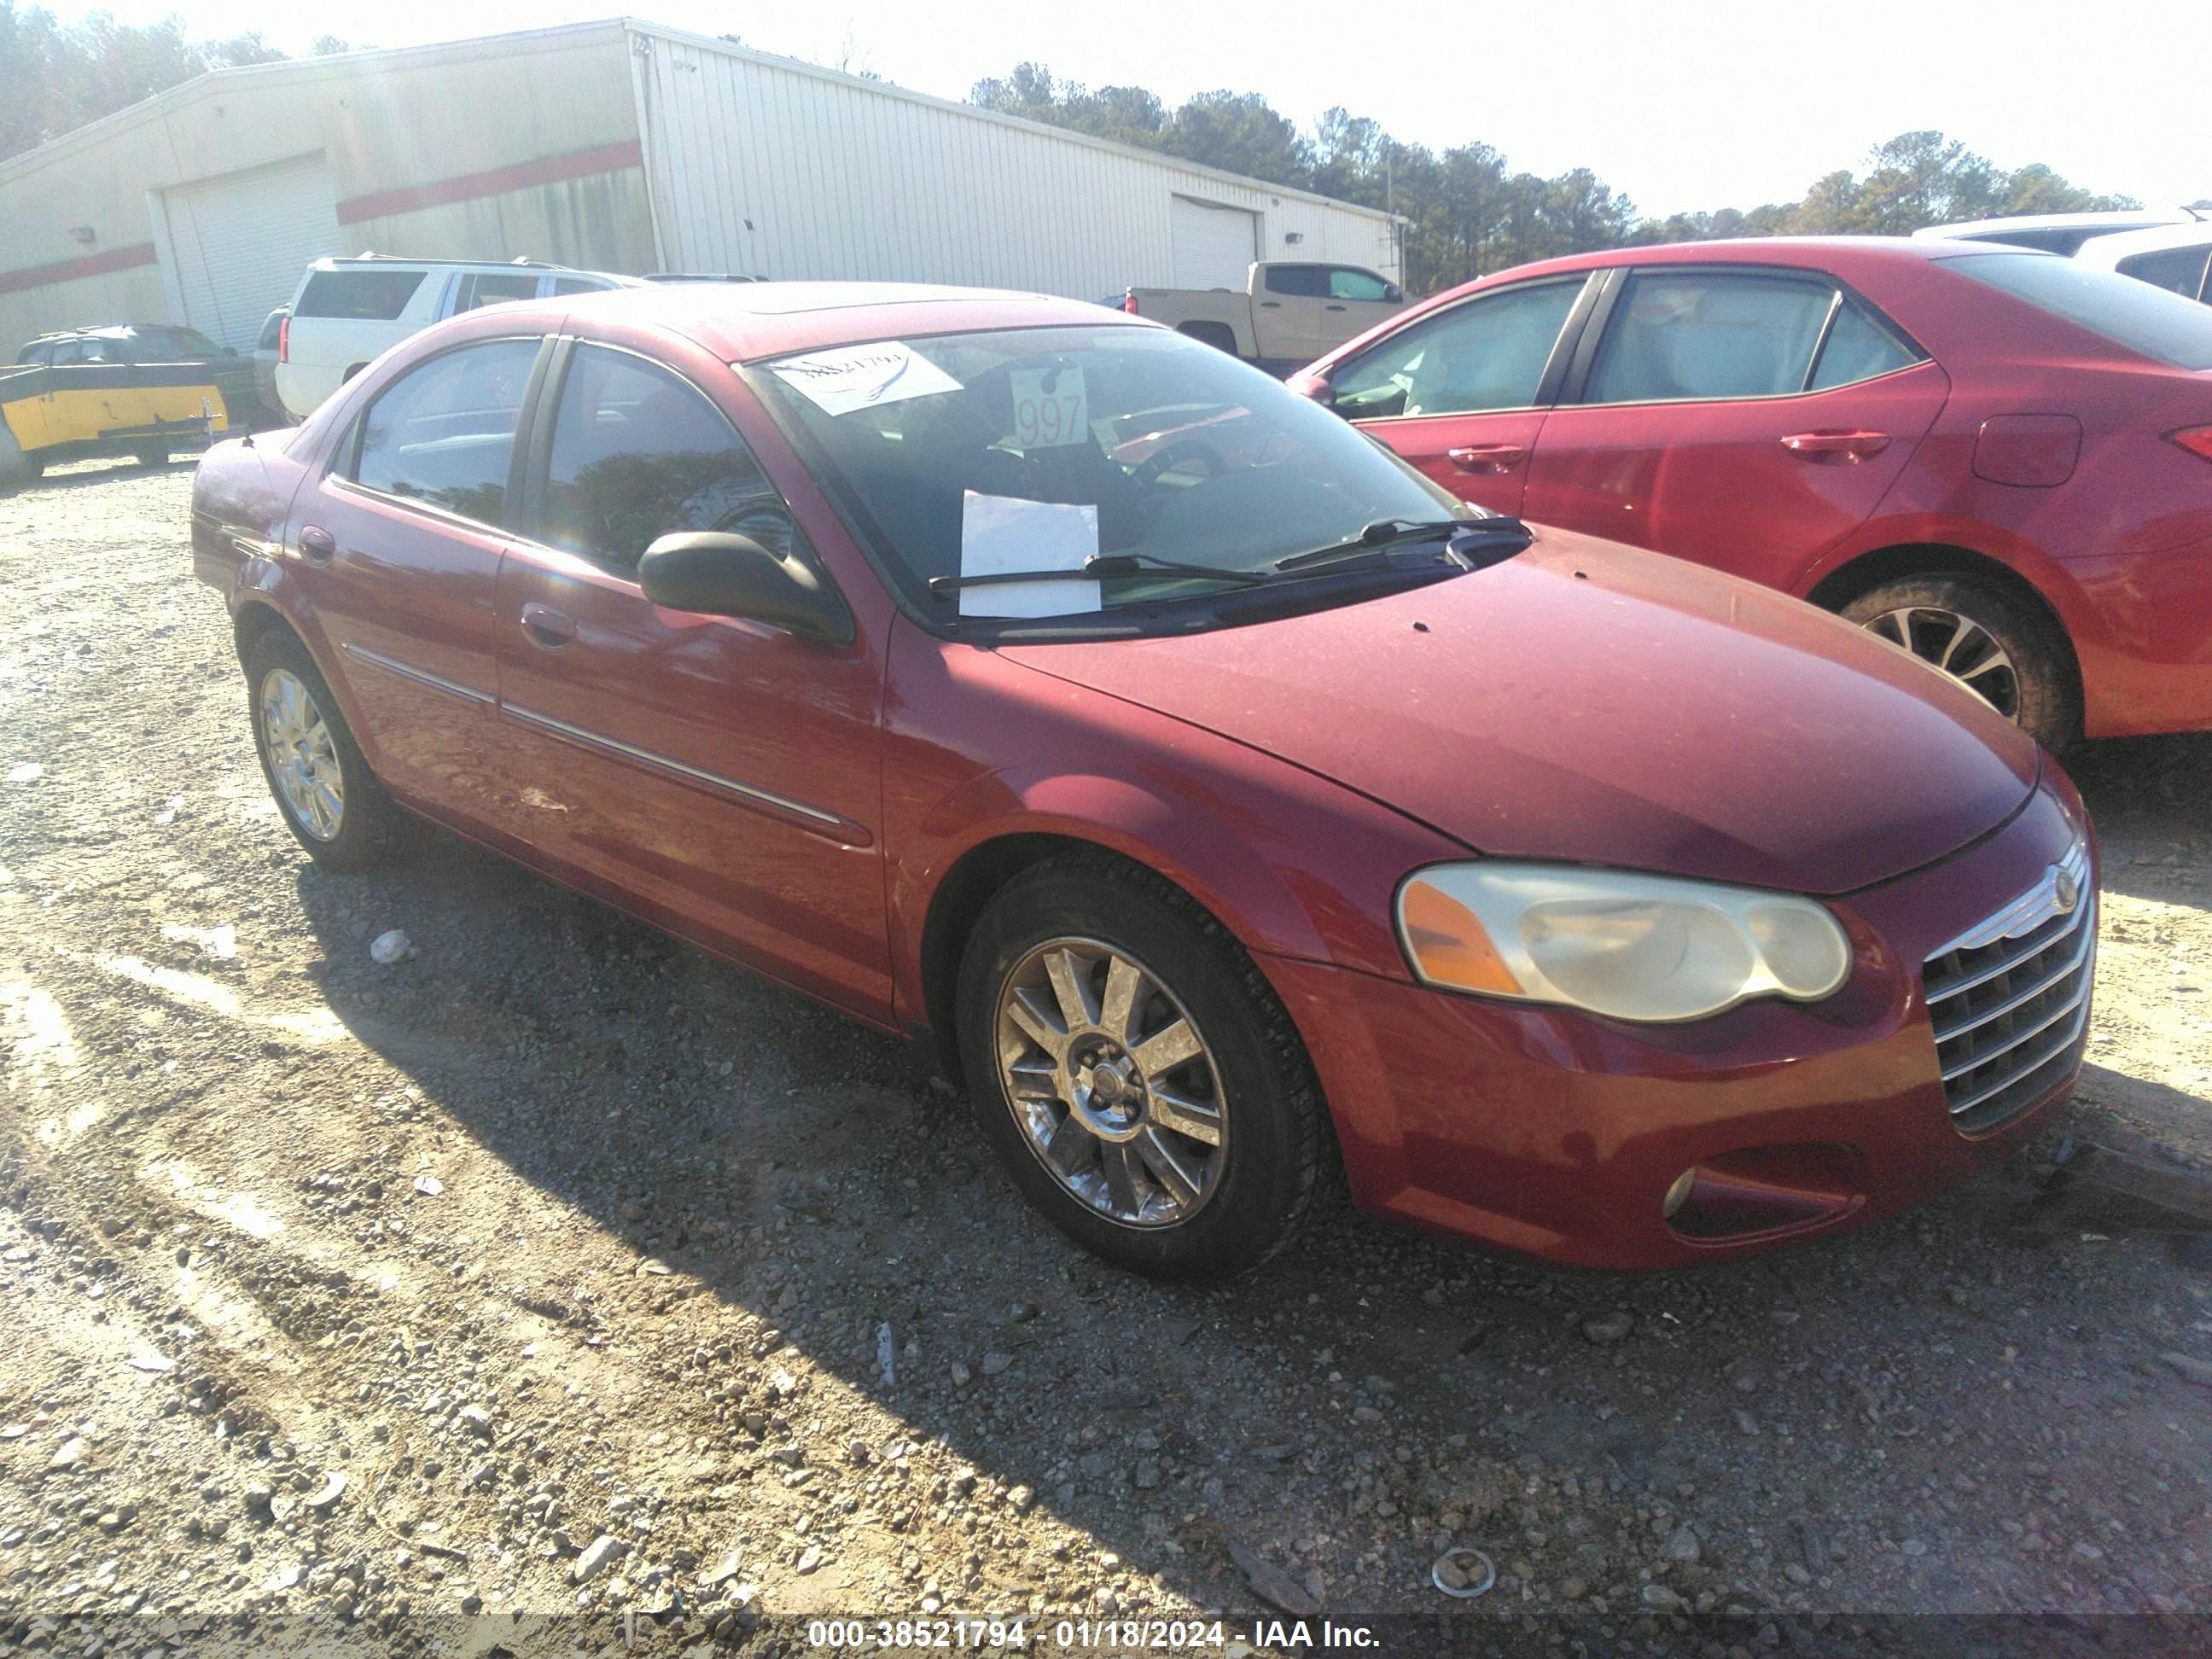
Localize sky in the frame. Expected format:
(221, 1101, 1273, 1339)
(61, 0, 2212, 218)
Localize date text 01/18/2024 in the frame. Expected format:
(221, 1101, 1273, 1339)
(802, 1620, 1386, 1650)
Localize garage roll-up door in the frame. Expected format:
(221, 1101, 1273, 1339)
(160, 154, 343, 350)
(1170, 196, 1258, 290)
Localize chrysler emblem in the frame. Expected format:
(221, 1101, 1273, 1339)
(2052, 865, 2081, 916)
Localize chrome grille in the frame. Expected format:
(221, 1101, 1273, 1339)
(1922, 840, 2094, 1135)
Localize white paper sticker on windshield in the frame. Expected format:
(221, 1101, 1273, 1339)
(958, 492, 1100, 619)
(769, 341, 961, 417)
(1008, 365, 1089, 449)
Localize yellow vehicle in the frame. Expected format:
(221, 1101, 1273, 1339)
(1, 326, 236, 491)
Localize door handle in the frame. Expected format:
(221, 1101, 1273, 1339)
(520, 602, 577, 649)
(299, 525, 337, 562)
(1447, 444, 1528, 474)
(1325, 303, 1348, 311)
(1259, 300, 1282, 309)
(1780, 429, 1890, 463)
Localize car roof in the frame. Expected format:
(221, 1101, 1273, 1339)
(1911, 209, 2199, 241)
(2071, 220, 2212, 265)
(550, 280, 1149, 362)
(1441, 235, 2033, 289)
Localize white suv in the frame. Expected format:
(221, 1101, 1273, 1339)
(271, 256, 643, 421)
(2072, 222, 2212, 306)
(1909, 208, 2202, 256)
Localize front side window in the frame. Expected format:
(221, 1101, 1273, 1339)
(542, 345, 794, 569)
(1949, 251, 2212, 370)
(1586, 272, 1837, 404)
(452, 272, 541, 313)
(52, 338, 115, 365)
(1330, 280, 1583, 418)
(296, 269, 426, 321)
(754, 324, 1464, 625)
(2115, 244, 2212, 302)
(348, 337, 540, 526)
(552, 276, 614, 297)
(1329, 267, 1390, 301)
(130, 326, 222, 362)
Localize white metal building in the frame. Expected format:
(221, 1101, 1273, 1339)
(0, 17, 1402, 357)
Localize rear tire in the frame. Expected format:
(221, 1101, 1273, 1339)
(134, 447, 170, 469)
(245, 630, 405, 870)
(955, 853, 1327, 1281)
(1840, 573, 2081, 753)
(1177, 322, 1240, 357)
(0, 428, 38, 492)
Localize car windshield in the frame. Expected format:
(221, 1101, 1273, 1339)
(751, 324, 1467, 624)
(1947, 252, 2212, 370)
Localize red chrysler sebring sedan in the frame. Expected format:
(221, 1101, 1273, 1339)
(191, 283, 2095, 1280)
(1291, 238, 2212, 752)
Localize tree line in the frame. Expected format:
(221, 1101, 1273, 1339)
(970, 64, 2163, 294)
(0, 4, 349, 162)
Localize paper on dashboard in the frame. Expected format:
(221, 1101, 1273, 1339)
(768, 341, 961, 417)
(958, 492, 1101, 618)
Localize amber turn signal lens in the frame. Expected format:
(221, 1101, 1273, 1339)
(1399, 878, 1523, 995)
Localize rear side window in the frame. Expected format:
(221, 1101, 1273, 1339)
(1263, 265, 1328, 298)
(541, 344, 792, 569)
(552, 276, 612, 297)
(1587, 273, 1835, 403)
(1807, 301, 1918, 390)
(297, 269, 426, 321)
(1949, 252, 2212, 370)
(348, 337, 539, 526)
(452, 272, 540, 313)
(2115, 244, 2212, 302)
(1330, 280, 1582, 418)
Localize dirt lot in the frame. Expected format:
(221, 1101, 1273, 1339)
(2, 459, 2209, 1656)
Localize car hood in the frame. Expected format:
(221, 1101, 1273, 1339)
(1000, 529, 2040, 895)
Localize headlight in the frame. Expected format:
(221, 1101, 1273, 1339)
(1396, 862, 1851, 1023)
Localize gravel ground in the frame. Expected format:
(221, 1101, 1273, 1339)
(2, 459, 2209, 1656)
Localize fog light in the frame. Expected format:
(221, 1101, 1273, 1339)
(1662, 1167, 1698, 1220)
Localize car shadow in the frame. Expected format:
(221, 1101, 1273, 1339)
(277, 774, 2209, 1623)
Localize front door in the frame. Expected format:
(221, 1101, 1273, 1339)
(491, 340, 890, 1019)
(1330, 275, 1592, 515)
(1522, 267, 1950, 592)
(1317, 265, 1403, 356)
(287, 334, 544, 804)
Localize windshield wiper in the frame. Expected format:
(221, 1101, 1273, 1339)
(1272, 515, 1529, 573)
(927, 551, 1271, 599)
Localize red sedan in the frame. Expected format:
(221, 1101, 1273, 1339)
(191, 283, 2094, 1279)
(1291, 238, 2212, 751)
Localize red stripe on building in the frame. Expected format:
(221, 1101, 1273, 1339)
(0, 242, 160, 296)
(336, 140, 645, 225)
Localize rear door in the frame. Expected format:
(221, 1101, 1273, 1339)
(1318, 265, 1403, 356)
(288, 334, 547, 806)
(1255, 265, 1328, 362)
(1328, 274, 1595, 514)
(491, 339, 890, 1018)
(1521, 266, 1950, 591)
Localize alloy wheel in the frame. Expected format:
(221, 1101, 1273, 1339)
(1862, 604, 2020, 720)
(993, 937, 1227, 1228)
(259, 668, 346, 841)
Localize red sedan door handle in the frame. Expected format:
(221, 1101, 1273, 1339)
(299, 525, 337, 562)
(1447, 443, 1528, 474)
(1780, 429, 1891, 463)
(520, 602, 577, 649)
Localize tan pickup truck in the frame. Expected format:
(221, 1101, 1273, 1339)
(1121, 261, 1408, 373)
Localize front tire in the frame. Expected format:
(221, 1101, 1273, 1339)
(0, 427, 38, 492)
(956, 854, 1327, 1281)
(245, 630, 404, 869)
(1840, 574, 2080, 753)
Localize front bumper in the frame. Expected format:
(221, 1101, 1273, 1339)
(1259, 776, 2093, 1269)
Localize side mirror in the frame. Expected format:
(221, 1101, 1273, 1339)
(1383, 283, 1404, 304)
(224, 346, 240, 357)
(637, 531, 853, 645)
(1287, 371, 1335, 409)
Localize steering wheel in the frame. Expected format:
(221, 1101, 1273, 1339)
(1132, 441, 1226, 489)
